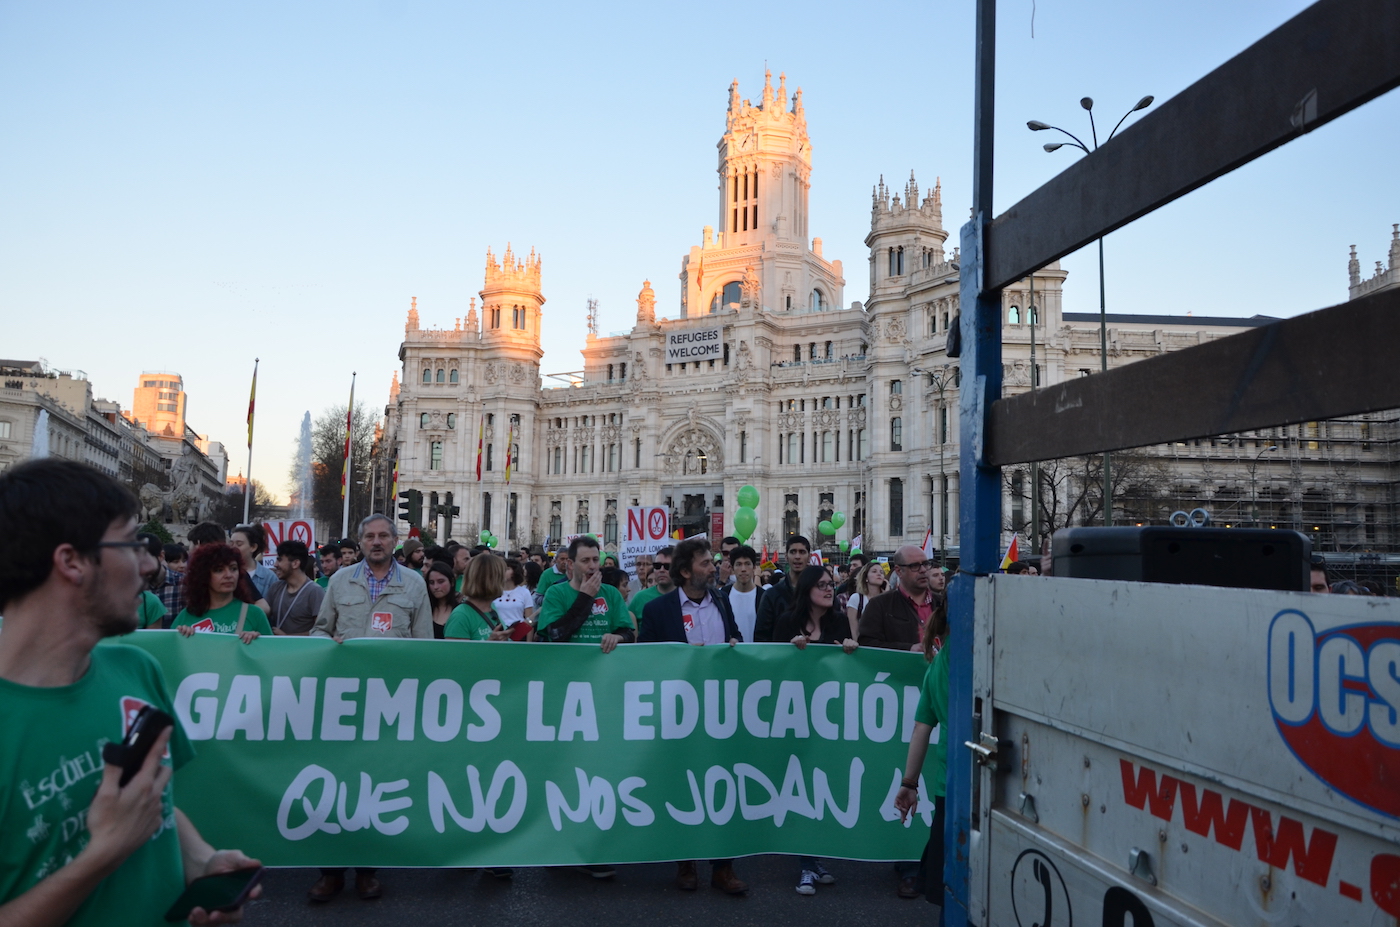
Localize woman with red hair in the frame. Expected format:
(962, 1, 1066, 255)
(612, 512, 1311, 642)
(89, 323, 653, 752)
(172, 543, 270, 644)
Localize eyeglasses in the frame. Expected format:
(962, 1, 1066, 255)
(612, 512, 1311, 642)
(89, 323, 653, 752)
(815, 582, 835, 591)
(896, 560, 937, 572)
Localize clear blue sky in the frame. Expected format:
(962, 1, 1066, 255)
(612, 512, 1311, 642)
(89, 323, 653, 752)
(3, 1, 1395, 502)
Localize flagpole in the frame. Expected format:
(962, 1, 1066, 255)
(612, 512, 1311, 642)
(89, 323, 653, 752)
(243, 358, 259, 524)
(342, 372, 356, 538)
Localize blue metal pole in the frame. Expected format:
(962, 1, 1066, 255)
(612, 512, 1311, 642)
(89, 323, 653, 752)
(946, 0, 1002, 922)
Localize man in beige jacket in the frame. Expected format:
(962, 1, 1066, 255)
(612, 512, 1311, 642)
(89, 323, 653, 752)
(307, 512, 432, 903)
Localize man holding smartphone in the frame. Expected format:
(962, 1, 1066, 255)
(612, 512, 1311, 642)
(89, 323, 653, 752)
(0, 459, 262, 926)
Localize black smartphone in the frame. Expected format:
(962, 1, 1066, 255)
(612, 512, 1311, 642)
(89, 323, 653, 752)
(164, 866, 264, 922)
(100, 705, 174, 787)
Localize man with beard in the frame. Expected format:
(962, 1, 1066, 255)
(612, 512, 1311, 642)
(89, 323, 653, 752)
(0, 459, 261, 925)
(265, 540, 325, 635)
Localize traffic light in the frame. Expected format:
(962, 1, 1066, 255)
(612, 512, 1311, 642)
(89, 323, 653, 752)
(428, 492, 440, 524)
(443, 491, 461, 540)
(398, 489, 422, 528)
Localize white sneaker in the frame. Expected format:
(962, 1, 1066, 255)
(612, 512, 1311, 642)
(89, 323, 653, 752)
(796, 870, 818, 895)
(810, 862, 836, 885)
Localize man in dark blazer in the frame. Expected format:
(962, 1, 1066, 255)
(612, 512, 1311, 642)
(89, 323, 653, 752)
(639, 537, 742, 645)
(636, 536, 748, 896)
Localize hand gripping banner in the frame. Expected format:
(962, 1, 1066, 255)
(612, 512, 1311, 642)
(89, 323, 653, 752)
(124, 633, 938, 867)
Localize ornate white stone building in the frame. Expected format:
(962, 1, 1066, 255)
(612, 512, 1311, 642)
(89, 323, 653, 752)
(382, 74, 1397, 563)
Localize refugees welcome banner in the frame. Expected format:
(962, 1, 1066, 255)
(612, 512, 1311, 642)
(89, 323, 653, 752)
(126, 633, 937, 867)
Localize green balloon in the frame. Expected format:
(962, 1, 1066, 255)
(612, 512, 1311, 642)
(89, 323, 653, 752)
(487, 536, 498, 549)
(737, 485, 760, 509)
(838, 540, 850, 553)
(734, 506, 757, 541)
(831, 512, 846, 529)
(818, 519, 835, 536)
(851, 547, 862, 556)
(479, 530, 490, 543)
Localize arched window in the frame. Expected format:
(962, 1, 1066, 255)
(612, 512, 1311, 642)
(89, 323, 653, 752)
(788, 433, 800, 464)
(824, 341, 833, 359)
(888, 248, 896, 277)
(811, 289, 824, 311)
(896, 246, 905, 276)
(711, 281, 742, 313)
(793, 345, 801, 363)
(809, 342, 817, 360)
(449, 369, 459, 384)
(422, 369, 431, 384)
(447, 413, 456, 429)
(1009, 305, 1020, 324)
(436, 369, 445, 383)
(891, 379, 903, 395)
(891, 417, 903, 452)
(1030, 305, 1039, 325)
(420, 413, 429, 428)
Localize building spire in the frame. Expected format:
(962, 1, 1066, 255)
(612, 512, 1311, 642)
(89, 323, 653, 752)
(762, 69, 774, 110)
(406, 296, 419, 331)
(1349, 244, 1361, 287)
(777, 72, 786, 111)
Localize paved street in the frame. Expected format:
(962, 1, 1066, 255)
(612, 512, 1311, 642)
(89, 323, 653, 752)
(241, 857, 942, 926)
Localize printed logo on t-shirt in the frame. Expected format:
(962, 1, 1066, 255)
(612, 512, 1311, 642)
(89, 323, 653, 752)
(371, 611, 394, 634)
(190, 617, 216, 633)
(682, 612, 695, 633)
(590, 598, 608, 616)
(120, 696, 152, 736)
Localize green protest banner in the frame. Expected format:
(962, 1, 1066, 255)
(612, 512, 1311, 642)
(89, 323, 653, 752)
(124, 633, 938, 867)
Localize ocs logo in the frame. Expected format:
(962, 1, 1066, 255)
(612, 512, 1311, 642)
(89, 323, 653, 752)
(1268, 609, 1400, 819)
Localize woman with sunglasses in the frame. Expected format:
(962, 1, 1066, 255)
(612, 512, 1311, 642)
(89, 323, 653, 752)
(844, 560, 888, 641)
(172, 543, 270, 644)
(773, 564, 857, 896)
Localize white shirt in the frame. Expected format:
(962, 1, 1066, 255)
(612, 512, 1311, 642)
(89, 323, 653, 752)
(679, 589, 726, 645)
(493, 586, 533, 626)
(728, 587, 758, 643)
(846, 592, 869, 616)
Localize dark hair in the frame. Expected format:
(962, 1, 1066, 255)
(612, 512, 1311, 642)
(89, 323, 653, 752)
(721, 536, 741, 547)
(424, 545, 449, 565)
(786, 535, 812, 553)
(849, 552, 869, 567)
(163, 542, 188, 563)
(232, 523, 267, 555)
(730, 544, 758, 566)
(277, 540, 310, 573)
(0, 460, 140, 609)
(671, 537, 712, 587)
(776, 565, 846, 643)
(523, 560, 542, 591)
(568, 535, 600, 559)
(655, 545, 676, 560)
(1360, 580, 1384, 596)
(184, 543, 246, 616)
(1005, 560, 1031, 575)
(318, 545, 340, 559)
(444, 541, 462, 553)
(504, 559, 525, 586)
(425, 560, 460, 607)
(600, 566, 627, 590)
(923, 601, 948, 662)
(339, 538, 358, 551)
(187, 521, 226, 547)
(137, 532, 163, 557)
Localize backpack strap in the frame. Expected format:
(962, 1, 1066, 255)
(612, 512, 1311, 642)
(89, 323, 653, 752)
(236, 602, 248, 634)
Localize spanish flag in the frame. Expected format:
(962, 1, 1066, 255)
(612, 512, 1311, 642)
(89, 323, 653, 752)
(475, 409, 485, 481)
(504, 419, 515, 484)
(1000, 535, 1020, 570)
(246, 359, 258, 448)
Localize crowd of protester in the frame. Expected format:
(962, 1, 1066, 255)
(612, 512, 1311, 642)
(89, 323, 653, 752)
(13, 458, 1377, 920)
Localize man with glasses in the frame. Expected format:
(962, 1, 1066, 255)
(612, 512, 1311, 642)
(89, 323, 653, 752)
(859, 545, 936, 653)
(627, 547, 673, 624)
(0, 459, 261, 924)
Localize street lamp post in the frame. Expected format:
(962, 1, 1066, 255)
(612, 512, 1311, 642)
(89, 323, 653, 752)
(1250, 444, 1280, 526)
(1029, 94, 1153, 527)
(1029, 273, 1041, 551)
(916, 364, 959, 561)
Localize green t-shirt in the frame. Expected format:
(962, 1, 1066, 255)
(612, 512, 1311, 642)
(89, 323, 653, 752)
(138, 590, 167, 629)
(315, 576, 329, 588)
(913, 643, 951, 797)
(444, 602, 501, 641)
(628, 585, 664, 623)
(171, 600, 272, 636)
(537, 581, 632, 643)
(0, 643, 196, 926)
(534, 566, 567, 597)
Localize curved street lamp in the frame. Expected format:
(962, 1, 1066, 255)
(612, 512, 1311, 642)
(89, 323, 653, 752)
(1027, 94, 1153, 526)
